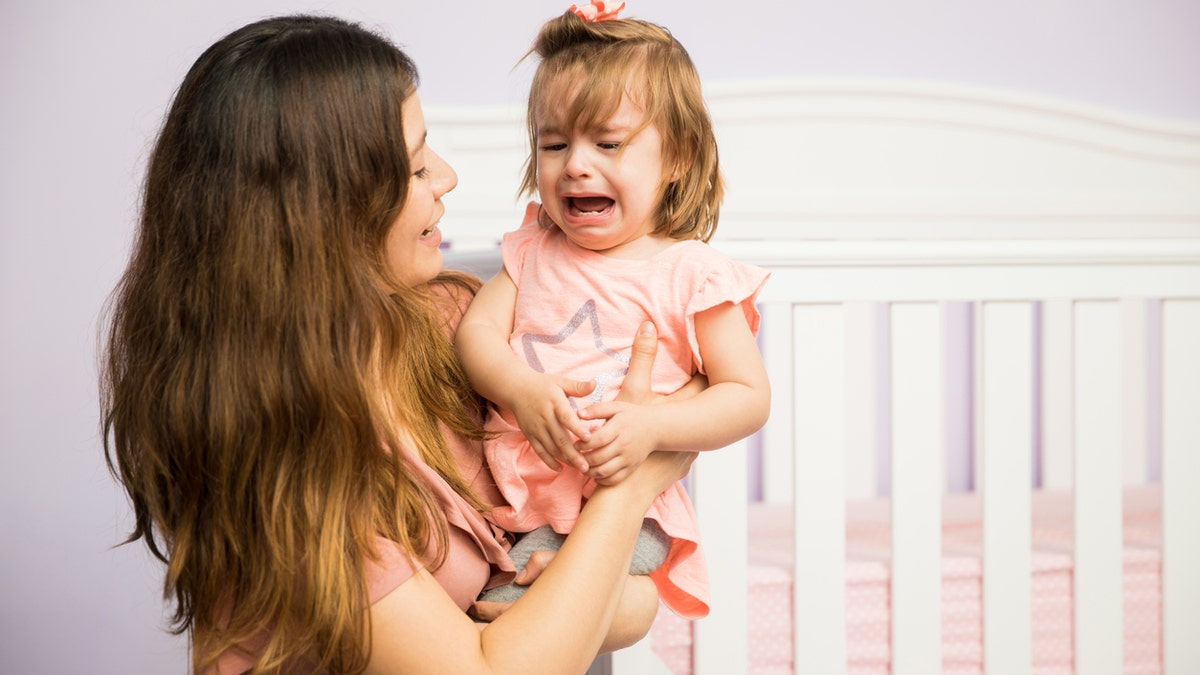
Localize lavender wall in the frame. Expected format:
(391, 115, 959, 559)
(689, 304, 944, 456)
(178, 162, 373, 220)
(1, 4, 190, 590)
(1, 1, 1196, 673)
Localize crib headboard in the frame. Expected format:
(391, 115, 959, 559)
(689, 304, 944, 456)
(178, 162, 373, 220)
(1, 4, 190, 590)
(430, 78, 1200, 249)
(430, 80, 1200, 675)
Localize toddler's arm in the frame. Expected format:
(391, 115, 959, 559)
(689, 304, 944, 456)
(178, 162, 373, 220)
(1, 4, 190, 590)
(455, 269, 595, 473)
(575, 301, 770, 484)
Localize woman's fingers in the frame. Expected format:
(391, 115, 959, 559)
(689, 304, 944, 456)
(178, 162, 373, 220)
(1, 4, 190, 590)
(469, 600, 511, 622)
(468, 550, 559, 622)
(518, 549, 558, 584)
(617, 321, 657, 405)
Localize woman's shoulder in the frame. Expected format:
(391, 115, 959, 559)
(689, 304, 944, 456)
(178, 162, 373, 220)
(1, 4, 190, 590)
(426, 272, 481, 335)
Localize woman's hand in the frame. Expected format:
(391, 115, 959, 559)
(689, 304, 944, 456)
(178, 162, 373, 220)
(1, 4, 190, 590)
(470, 549, 558, 622)
(576, 322, 703, 485)
(592, 323, 698, 497)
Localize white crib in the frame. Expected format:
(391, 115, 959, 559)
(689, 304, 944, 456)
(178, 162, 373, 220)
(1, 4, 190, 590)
(430, 79, 1200, 675)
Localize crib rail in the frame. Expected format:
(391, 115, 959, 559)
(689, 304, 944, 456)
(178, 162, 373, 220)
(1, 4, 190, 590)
(609, 238, 1200, 675)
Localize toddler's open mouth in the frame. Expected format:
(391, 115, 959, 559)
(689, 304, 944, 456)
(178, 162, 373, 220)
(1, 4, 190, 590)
(568, 196, 614, 216)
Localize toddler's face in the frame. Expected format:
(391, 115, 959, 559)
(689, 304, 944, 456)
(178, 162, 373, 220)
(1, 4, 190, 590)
(534, 92, 673, 257)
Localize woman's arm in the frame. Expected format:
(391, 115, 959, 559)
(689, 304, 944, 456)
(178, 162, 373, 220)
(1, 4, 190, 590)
(464, 321, 683, 651)
(455, 269, 595, 472)
(365, 450, 695, 674)
(471, 550, 660, 653)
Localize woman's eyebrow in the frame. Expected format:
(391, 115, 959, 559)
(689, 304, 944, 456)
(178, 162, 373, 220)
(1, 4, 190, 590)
(410, 131, 428, 157)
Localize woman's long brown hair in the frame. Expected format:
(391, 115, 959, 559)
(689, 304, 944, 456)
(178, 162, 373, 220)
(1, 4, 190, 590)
(100, 15, 486, 674)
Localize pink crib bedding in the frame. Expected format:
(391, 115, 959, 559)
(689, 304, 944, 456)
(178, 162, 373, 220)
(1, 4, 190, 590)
(650, 485, 1162, 674)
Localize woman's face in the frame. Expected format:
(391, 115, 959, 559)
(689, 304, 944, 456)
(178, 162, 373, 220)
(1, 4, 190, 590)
(385, 92, 458, 287)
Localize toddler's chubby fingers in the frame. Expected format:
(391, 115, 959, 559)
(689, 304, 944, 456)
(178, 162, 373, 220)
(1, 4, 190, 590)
(573, 423, 617, 453)
(532, 423, 588, 473)
(529, 439, 563, 472)
(552, 403, 592, 444)
(553, 441, 590, 474)
(590, 459, 635, 486)
(581, 442, 623, 468)
(576, 400, 624, 423)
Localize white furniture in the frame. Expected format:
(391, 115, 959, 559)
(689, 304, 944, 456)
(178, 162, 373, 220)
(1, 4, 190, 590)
(432, 79, 1200, 675)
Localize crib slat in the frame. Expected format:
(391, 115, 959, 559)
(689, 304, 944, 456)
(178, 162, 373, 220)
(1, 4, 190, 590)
(978, 302, 1033, 674)
(691, 437, 749, 674)
(1121, 298, 1150, 485)
(761, 301, 796, 503)
(792, 303, 848, 673)
(845, 302, 883, 500)
(946, 301, 975, 493)
(1041, 299, 1074, 489)
(1072, 300, 1124, 675)
(1161, 299, 1200, 675)
(889, 302, 944, 675)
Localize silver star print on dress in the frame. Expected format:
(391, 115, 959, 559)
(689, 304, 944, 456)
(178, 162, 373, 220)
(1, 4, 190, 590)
(521, 299, 630, 405)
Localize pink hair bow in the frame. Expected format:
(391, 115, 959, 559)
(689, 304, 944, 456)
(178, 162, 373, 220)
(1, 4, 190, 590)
(569, 1, 626, 21)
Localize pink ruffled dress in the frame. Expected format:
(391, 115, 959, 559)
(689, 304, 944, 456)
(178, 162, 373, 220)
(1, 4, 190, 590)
(485, 202, 769, 619)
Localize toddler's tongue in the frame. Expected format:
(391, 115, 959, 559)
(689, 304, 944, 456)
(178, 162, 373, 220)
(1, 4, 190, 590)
(570, 197, 614, 214)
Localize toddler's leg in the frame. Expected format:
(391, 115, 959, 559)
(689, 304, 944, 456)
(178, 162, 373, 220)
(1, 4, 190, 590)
(629, 518, 671, 575)
(477, 525, 565, 603)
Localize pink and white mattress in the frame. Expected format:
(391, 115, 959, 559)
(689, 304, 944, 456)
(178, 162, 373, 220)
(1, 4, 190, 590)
(650, 485, 1162, 675)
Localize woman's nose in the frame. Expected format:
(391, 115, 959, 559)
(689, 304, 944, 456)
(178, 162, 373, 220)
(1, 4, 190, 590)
(429, 149, 458, 197)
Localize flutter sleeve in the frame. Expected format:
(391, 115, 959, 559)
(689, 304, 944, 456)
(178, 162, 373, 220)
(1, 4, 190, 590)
(500, 202, 546, 286)
(683, 251, 770, 373)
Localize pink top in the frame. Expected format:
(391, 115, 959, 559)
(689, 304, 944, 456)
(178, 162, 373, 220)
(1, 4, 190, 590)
(484, 202, 769, 620)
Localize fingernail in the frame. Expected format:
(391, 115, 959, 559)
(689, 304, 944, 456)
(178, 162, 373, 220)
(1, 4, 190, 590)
(639, 321, 654, 337)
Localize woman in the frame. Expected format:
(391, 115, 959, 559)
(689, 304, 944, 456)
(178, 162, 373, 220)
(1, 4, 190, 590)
(101, 14, 694, 674)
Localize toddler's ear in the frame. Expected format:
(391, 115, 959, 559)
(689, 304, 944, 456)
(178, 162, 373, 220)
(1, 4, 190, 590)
(668, 140, 696, 182)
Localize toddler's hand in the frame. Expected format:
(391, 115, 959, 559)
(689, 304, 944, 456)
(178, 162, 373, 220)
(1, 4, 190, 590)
(575, 402, 656, 485)
(570, 320, 660, 485)
(510, 371, 595, 473)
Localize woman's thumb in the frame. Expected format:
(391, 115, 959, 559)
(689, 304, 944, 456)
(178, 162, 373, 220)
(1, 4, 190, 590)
(619, 321, 658, 403)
